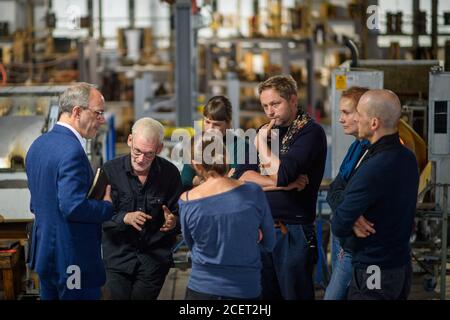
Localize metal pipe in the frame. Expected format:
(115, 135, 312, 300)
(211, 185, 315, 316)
(431, 0, 438, 59)
(306, 38, 314, 117)
(175, 0, 193, 126)
(129, 0, 135, 29)
(344, 36, 359, 68)
(412, 0, 419, 53)
(98, 0, 103, 47)
(440, 184, 448, 300)
(27, 0, 34, 80)
(87, 0, 93, 37)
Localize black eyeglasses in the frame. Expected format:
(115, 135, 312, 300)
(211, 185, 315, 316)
(79, 105, 105, 120)
(88, 108, 105, 119)
(131, 141, 157, 160)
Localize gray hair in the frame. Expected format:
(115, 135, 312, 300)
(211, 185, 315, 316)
(59, 82, 97, 114)
(131, 117, 164, 143)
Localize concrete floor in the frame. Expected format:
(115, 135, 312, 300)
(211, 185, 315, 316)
(157, 265, 450, 300)
(0, 263, 447, 300)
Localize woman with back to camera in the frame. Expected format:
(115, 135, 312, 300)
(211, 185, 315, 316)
(179, 133, 276, 300)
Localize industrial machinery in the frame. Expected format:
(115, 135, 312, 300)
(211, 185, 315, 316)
(0, 86, 67, 221)
(428, 67, 450, 186)
(412, 67, 450, 299)
(0, 86, 109, 221)
(330, 67, 383, 177)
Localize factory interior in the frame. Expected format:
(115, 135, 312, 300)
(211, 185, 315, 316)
(0, 0, 450, 302)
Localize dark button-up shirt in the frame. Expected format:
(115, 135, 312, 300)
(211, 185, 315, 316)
(101, 154, 183, 274)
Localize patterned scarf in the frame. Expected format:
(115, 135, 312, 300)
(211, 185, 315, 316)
(279, 109, 311, 155)
(258, 108, 311, 174)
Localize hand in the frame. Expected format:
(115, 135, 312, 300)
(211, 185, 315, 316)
(257, 229, 263, 243)
(103, 185, 112, 203)
(286, 174, 309, 191)
(352, 215, 375, 238)
(255, 120, 276, 150)
(262, 174, 309, 192)
(160, 205, 177, 232)
(227, 168, 236, 178)
(192, 175, 205, 186)
(124, 211, 152, 231)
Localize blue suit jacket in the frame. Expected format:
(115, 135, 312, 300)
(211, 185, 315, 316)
(26, 124, 113, 288)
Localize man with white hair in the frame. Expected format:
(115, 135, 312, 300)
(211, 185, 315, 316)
(101, 117, 183, 300)
(331, 89, 419, 300)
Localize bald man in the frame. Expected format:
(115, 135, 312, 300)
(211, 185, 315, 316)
(331, 89, 419, 300)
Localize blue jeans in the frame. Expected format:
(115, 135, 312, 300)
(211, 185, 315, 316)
(261, 223, 316, 300)
(324, 234, 353, 300)
(39, 276, 101, 300)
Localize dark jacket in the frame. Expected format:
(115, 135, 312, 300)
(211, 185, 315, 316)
(331, 133, 419, 268)
(101, 154, 183, 274)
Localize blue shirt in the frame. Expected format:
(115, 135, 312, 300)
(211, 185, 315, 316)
(179, 182, 275, 298)
(339, 139, 370, 181)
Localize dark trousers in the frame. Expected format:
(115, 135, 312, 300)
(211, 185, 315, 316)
(261, 223, 316, 300)
(105, 258, 171, 300)
(39, 276, 101, 300)
(347, 262, 412, 300)
(185, 287, 260, 300)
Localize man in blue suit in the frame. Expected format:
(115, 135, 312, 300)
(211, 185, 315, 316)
(26, 83, 114, 300)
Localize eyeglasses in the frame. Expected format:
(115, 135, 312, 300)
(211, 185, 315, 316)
(87, 108, 105, 120)
(131, 141, 157, 160)
(79, 105, 105, 120)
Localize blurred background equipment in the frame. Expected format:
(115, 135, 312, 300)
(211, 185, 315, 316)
(0, 0, 450, 300)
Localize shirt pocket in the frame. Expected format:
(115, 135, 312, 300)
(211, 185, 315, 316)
(114, 190, 134, 213)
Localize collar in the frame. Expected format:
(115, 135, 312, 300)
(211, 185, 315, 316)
(56, 121, 86, 149)
(359, 139, 370, 148)
(367, 132, 400, 156)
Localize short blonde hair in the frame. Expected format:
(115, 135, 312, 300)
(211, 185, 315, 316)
(131, 117, 164, 143)
(258, 75, 298, 101)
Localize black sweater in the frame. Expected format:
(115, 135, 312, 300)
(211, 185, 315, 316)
(266, 120, 327, 224)
(332, 133, 419, 268)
